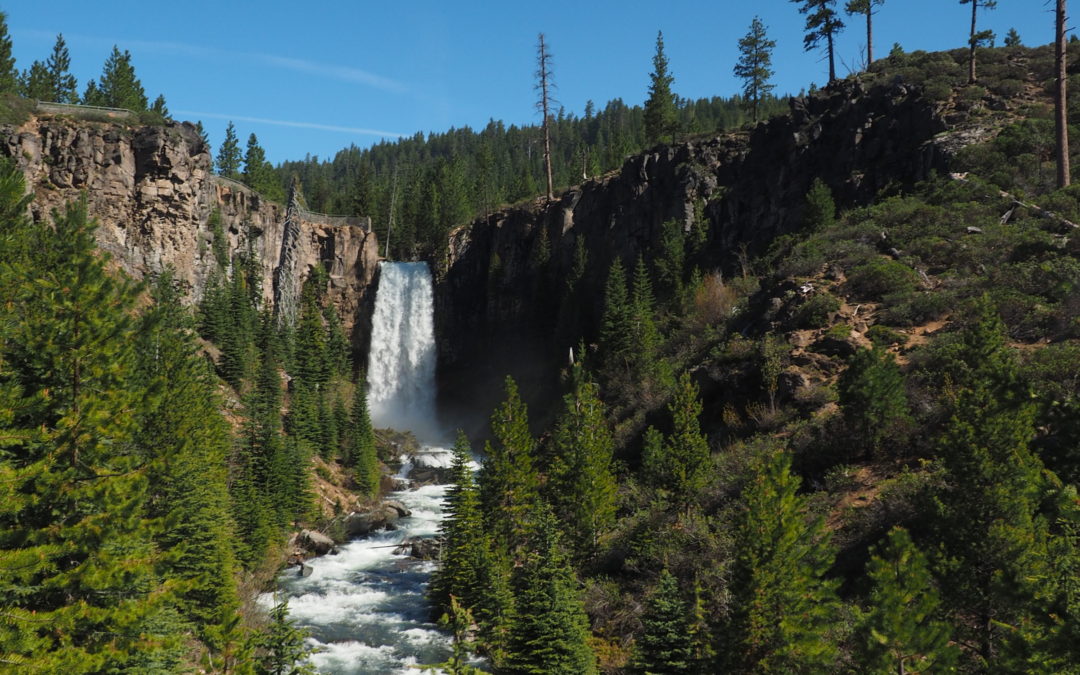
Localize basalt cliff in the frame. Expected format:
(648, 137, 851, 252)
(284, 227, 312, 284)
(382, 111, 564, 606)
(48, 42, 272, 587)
(0, 113, 380, 346)
(434, 77, 988, 426)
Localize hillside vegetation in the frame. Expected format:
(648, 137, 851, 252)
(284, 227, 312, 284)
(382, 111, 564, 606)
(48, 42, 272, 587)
(429, 43, 1080, 673)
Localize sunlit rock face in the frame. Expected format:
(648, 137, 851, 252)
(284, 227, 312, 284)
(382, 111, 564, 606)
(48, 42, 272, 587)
(0, 113, 380, 344)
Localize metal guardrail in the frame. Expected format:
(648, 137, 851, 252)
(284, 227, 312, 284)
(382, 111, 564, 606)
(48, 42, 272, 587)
(211, 175, 370, 231)
(34, 101, 136, 121)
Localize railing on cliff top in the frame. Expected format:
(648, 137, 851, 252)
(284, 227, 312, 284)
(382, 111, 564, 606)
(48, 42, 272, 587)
(34, 100, 137, 121)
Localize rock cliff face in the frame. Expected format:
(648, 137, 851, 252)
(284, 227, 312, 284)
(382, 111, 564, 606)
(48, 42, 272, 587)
(435, 79, 952, 427)
(1, 114, 380, 345)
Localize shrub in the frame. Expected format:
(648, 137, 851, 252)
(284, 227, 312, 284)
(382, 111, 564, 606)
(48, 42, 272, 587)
(795, 292, 841, 329)
(866, 324, 905, 347)
(879, 291, 952, 327)
(847, 258, 919, 301)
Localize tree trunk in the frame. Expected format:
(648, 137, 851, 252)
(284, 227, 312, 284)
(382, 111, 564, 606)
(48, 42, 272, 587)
(866, 10, 874, 66)
(1057, 0, 1071, 187)
(968, 0, 978, 84)
(827, 28, 836, 83)
(537, 34, 555, 201)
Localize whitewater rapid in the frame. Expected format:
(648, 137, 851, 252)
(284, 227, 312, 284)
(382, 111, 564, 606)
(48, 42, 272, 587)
(261, 262, 460, 674)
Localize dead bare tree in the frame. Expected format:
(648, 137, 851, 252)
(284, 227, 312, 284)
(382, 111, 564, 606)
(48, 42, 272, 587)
(535, 33, 557, 201)
(1057, 0, 1071, 187)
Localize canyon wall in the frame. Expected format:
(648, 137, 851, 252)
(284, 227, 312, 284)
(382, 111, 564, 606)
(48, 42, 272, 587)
(0, 114, 380, 347)
(435, 79, 953, 427)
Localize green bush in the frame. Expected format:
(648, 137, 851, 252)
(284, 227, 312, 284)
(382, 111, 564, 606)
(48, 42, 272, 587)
(880, 291, 953, 327)
(866, 324, 905, 347)
(847, 258, 919, 301)
(795, 292, 841, 329)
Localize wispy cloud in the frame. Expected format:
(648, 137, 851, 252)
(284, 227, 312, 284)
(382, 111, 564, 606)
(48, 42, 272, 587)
(254, 54, 407, 93)
(13, 30, 407, 93)
(175, 110, 405, 138)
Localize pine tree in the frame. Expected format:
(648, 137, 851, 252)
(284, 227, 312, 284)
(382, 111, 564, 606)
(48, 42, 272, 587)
(45, 34, 78, 103)
(634, 569, 696, 674)
(150, 93, 169, 118)
(644, 373, 711, 512)
(855, 527, 958, 674)
(479, 377, 540, 549)
(504, 506, 597, 674)
(804, 177, 836, 230)
(0, 197, 175, 670)
(18, 61, 50, 100)
(960, 0, 997, 84)
(294, 282, 329, 388)
(244, 133, 280, 198)
(135, 272, 243, 651)
(838, 346, 911, 456)
(931, 298, 1050, 666)
(350, 380, 379, 498)
(599, 258, 632, 374)
(791, 0, 845, 84)
(430, 431, 486, 614)
(845, 0, 884, 66)
(726, 451, 839, 672)
(734, 17, 776, 122)
(644, 31, 677, 145)
(629, 255, 662, 379)
(94, 45, 148, 110)
(217, 122, 242, 179)
(1055, 0, 1070, 188)
(535, 33, 556, 201)
(80, 79, 102, 106)
(0, 11, 15, 94)
(546, 371, 617, 556)
(251, 600, 316, 675)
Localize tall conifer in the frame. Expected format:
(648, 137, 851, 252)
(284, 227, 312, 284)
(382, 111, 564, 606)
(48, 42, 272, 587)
(644, 31, 677, 145)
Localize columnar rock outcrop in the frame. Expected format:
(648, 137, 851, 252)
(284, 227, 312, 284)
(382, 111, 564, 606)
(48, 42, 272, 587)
(0, 114, 380, 340)
(435, 79, 953, 423)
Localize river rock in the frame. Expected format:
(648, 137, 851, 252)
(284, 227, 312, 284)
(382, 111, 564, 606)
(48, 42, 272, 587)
(298, 529, 337, 556)
(393, 537, 442, 560)
(344, 501, 410, 537)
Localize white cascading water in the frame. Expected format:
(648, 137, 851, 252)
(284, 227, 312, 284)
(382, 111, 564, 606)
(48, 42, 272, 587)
(262, 261, 461, 674)
(366, 262, 440, 444)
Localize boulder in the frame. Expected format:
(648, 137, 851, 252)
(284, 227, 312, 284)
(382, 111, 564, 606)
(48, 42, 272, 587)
(393, 537, 442, 560)
(298, 529, 337, 556)
(344, 501, 410, 537)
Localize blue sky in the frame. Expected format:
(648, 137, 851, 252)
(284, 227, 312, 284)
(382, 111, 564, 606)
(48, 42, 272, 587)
(5, 1, 1055, 165)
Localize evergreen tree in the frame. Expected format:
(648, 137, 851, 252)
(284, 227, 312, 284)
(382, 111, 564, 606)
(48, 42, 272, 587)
(504, 506, 597, 674)
(430, 431, 486, 614)
(535, 33, 556, 201)
(0, 197, 175, 670)
(930, 298, 1050, 666)
(960, 0, 997, 83)
(135, 272, 244, 653)
(45, 34, 78, 103)
(94, 45, 148, 110)
(18, 61, 50, 100)
(855, 527, 958, 674)
(791, 0, 845, 84)
(644, 31, 677, 145)
(80, 79, 101, 106)
(725, 451, 839, 672)
(804, 177, 836, 230)
(244, 132, 281, 198)
(644, 373, 711, 512)
(629, 256, 662, 377)
(634, 569, 696, 674)
(217, 122, 242, 179)
(0, 11, 16, 94)
(546, 370, 617, 555)
(350, 380, 379, 498)
(838, 346, 911, 456)
(845, 0, 885, 65)
(251, 600, 316, 675)
(150, 93, 169, 118)
(293, 281, 329, 388)
(599, 258, 632, 374)
(1005, 27, 1022, 48)
(479, 377, 540, 550)
(324, 303, 351, 378)
(734, 17, 776, 122)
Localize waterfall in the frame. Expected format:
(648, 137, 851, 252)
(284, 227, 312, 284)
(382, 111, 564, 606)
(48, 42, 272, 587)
(366, 262, 439, 443)
(263, 260, 464, 674)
